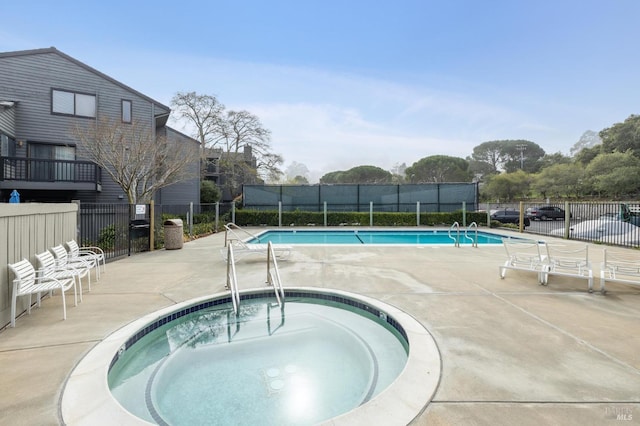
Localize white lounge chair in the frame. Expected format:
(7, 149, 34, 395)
(66, 239, 105, 280)
(222, 223, 292, 261)
(35, 250, 85, 303)
(8, 259, 76, 327)
(221, 239, 292, 262)
(50, 245, 94, 292)
(600, 248, 640, 294)
(543, 244, 593, 292)
(499, 239, 546, 284)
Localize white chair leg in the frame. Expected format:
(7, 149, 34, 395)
(11, 295, 16, 328)
(61, 286, 67, 320)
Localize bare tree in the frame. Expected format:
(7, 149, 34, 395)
(171, 91, 225, 154)
(170, 91, 284, 193)
(74, 117, 199, 203)
(219, 110, 283, 180)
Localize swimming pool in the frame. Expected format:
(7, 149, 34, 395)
(61, 288, 441, 425)
(247, 229, 508, 245)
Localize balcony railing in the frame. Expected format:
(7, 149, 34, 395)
(0, 156, 101, 189)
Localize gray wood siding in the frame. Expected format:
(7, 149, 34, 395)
(156, 127, 200, 205)
(0, 49, 191, 204)
(0, 106, 16, 136)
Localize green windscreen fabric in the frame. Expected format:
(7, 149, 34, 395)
(243, 183, 478, 212)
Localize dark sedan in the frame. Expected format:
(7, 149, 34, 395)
(526, 206, 570, 221)
(490, 209, 531, 227)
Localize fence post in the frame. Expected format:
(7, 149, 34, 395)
(189, 202, 194, 237)
(564, 200, 571, 239)
(370, 201, 373, 226)
(416, 201, 420, 226)
(73, 200, 81, 240)
(519, 201, 524, 232)
(462, 201, 466, 227)
(278, 201, 282, 227)
(486, 203, 491, 228)
(150, 200, 155, 251)
(324, 202, 327, 227)
(215, 202, 220, 231)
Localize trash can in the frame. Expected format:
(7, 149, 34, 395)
(164, 219, 184, 250)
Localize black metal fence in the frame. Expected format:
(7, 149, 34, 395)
(77, 202, 234, 261)
(78, 203, 151, 260)
(78, 200, 640, 261)
(490, 201, 640, 248)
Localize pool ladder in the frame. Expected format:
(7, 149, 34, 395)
(465, 222, 478, 248)
(225, 244, 240, 315)
(225, 241, 285, 316)
(266, 241, 285, 307)
(449, 222, 479, 247)
(449, 222, 461, 247)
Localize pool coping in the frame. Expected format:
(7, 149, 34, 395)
(246, 227, 518, 247)
(60, 287, 441, 425)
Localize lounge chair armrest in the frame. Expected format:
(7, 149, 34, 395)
(79, 246, 105, 256)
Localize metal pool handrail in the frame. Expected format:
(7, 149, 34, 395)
(225, 244, 240, 315)
(449, 222, 460, 247)
(465, 222, 478, 247)
(266, 241, 285, 307)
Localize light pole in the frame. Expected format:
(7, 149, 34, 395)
(516, 144, 527, 169)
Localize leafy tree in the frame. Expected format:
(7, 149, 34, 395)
(600, 114, 640, 157)
(346, 165, 393, 183)
(319, 170, 345, 184)
(500, 140, 546, 173)
(319, 165, 392, 183)
(482, 170, 531, 202)
(537, 152, 572, 170)
(467, 157, 497, 178)
(531, 163, 585, 199)
(405, 155, 472, 183)
(585, 152, 640, 198)
(200, 180, 221, 203)
(470, 140, 545, 174)
(74, 117, 199, 203)
(574, 144, 602, 165)
(469, 141, 505, 174)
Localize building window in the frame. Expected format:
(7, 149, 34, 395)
(1, 133, 17, 157)
(52, 89, 96, 118)
(122, 99, 132, 123)
(29, 143, 76, 181)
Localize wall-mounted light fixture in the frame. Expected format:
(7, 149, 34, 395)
(17, 140, 24, 147)
(117, 195, 124, 200)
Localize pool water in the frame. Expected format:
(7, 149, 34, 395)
(108, 297, 409, 425)
(248, 229, 506, 245)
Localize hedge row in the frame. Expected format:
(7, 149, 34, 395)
(233, 210, 488, 227)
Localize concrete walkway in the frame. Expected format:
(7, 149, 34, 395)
(1, 230, 639, 425)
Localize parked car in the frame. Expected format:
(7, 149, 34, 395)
(551, 219, 640, 240)
(600, 204, 640, 226)
(525, 206, 571, 221)
(490, 209, 530, 227)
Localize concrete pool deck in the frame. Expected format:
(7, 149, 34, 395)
(1, 228, 639, 425)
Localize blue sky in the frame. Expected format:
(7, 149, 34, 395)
(2, 1, 639, 181)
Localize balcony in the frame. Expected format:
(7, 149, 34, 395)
(0, 156, 102, 191)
